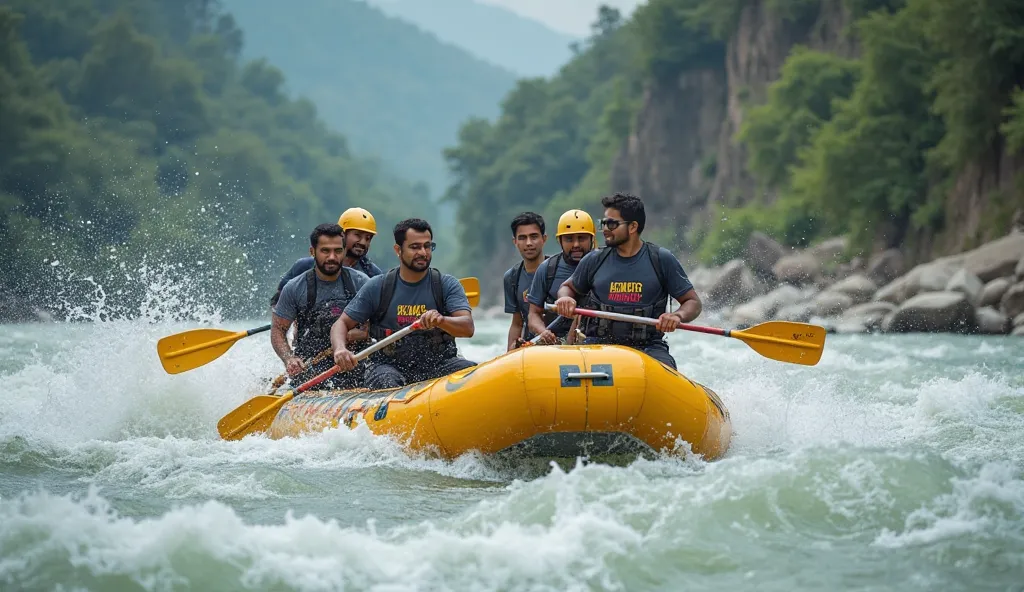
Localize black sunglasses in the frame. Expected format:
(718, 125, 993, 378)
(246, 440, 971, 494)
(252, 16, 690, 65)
(407, 241, 437, 252)
(599, 218, 630, 230)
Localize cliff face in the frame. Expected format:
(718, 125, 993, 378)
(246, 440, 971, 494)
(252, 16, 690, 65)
(614, 0, 856, 237)
(908, 143, 1024, 262)
(610, 68, 726, 228)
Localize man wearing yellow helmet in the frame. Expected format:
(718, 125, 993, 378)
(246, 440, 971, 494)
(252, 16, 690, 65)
(502, 212, 548, 351)
(270, 207, 384, 307)
(554, 193, 702, 370)
(526, 209, 596, 345)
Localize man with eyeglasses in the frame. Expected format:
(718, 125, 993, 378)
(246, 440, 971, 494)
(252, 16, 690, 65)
(330, 218, 477, 389)
(526, 209, 597, 345)
(503, 212, 548, 351)
(553, 193, 702, 369)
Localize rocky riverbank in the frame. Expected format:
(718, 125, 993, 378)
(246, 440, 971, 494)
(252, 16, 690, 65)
(689, 231, 1024, 336)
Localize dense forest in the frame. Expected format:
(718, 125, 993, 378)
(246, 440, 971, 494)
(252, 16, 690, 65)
(443, 0, 1024, 278)
(0, 0, 439, 320)
(220, 0, 518, 196)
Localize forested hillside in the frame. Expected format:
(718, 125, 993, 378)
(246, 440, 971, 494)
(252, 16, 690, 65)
(0, 0, 437, 320)
(367, 0, 577, 77)
(220, 0, 519, 195)
(444, 0, 1024, 282)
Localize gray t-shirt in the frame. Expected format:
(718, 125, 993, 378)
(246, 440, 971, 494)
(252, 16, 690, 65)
(502, 262, 536, 320)
(526, 255, 577, 336)
(344, 270, 471, 331)
(273, 267, 370, 322)
(568, 243, 693, 311)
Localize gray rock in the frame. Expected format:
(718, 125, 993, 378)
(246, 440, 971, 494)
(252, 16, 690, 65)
(980, 277, 1013, 307)
(811, 291, 854, 317)
(975, 307, 1010, 334)
(874, 259, 961, 305)
(1000, 282, 1024, 319)
(808, 236, 849, 263)
(708, 259, 758, 307)
(963, 233, 1024, 282)
(885, 291, 976, 333)
(866, 249, 905, 286)
(841, 301, 897, 331)
(829, 273, 878, 305)
(1012, 325, 1024, 336)
(1017, 255, 1024, 280)
(745, 231, 784, 278)
(945, 268, 984, 307)
(1015, 311, 1024, 328)
(729, 284, 804, 325)
(772, 251, 821, 285)
(835, 319, 869, 334)
(777, 301, 815, 323)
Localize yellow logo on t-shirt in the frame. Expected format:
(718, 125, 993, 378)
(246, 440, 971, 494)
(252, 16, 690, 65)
(396, 304, 427, 325)
(608, 281, 643, 304)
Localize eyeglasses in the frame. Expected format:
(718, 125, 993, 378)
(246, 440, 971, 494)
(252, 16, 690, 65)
(599, 218, 629, 230)
(407, 242, 436, 252)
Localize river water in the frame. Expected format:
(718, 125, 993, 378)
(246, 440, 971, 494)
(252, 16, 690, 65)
(1, 310, 1022, 591)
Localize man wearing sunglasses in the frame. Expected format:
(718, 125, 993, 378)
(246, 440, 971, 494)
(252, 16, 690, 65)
(553, 193, 702, 369)
(330, 218, 477, 389)
(503, 212, 548, 351)
(526, 209, 597, 345)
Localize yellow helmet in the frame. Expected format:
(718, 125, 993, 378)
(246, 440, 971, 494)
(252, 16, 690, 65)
(555, 209, 595, 237)
(338, 207, 377, 235)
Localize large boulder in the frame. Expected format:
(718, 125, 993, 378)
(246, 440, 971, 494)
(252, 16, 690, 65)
(828, 273, 877, 304)
(1017, 255, 1024, 280)
(866, 249, 905, 286)
(730, 284, 805, 325)
(975, 307, 1010, 334)
(962, 233, 1024, 282)
(945, 269, 984, 307)
(980, 277, 1013, 307)
(1015, 311, 1024, 329)
(810, 291, 854, 317)
(841, 301, 897, 332)
(777, 301, 815, 323)
(808, 236, 849, 263)
(1013, 325, 1024, 336)
(1000, 281, 1024, 319)
(874, 259, 962, 305)
(745, 231, 784, 278)
(772, 251, 821, 285)
(707, 259, 758, 307)
(884, 291, 976, 333)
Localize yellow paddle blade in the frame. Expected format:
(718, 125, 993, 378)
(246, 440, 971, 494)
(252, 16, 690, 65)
(731, 321, 826, 366)
(459, 277, 480, 308)
(217, 393, 293, 440)
(157, 328, 246, 374)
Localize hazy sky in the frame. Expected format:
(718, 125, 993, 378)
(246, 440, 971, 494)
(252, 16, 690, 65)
(476, 0, 644, 37)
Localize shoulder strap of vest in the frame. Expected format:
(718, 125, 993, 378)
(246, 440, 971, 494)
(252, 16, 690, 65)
(543, 256, 560, 302)
(645, 242, 667, 289)
(340, 267, 356, 299)
(430, 268, 447, 315)
(510, 260, 525, 309)
(304, 268, 317, 315)
(586, 247, 614, 292)
(374, 268, 399, 323)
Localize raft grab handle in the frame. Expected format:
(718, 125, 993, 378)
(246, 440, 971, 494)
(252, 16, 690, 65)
(565, 372, 610, 380)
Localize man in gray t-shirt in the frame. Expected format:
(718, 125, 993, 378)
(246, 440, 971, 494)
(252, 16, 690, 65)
(502, 212, 548, 351)
(272, 223, 370, 389)
(331, 218, 476, 389)
(554, 194, 703, 370)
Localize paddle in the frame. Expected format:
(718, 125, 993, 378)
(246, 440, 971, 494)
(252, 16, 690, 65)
(157, 277, 480, 374)
(544, 304, 825, 366)
(262, 347, 333, 395)
(217, 320, 424, 441)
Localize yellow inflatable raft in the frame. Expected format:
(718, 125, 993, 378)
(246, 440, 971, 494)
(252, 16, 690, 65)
(261, 344, 732, 461)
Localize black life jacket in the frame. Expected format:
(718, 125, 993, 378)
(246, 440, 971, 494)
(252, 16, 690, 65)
(294, 268, 358, 358)
(579, 242, 670, 344)
(367, 268, 457, 361)
(354, 255, 381, 277)
(510, 256, 556, 340)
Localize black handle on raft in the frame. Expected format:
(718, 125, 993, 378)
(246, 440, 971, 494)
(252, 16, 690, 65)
(247, 324, 272, 336)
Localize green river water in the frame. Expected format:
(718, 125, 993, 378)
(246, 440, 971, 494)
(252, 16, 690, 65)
(1, 312, 1022, 591)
